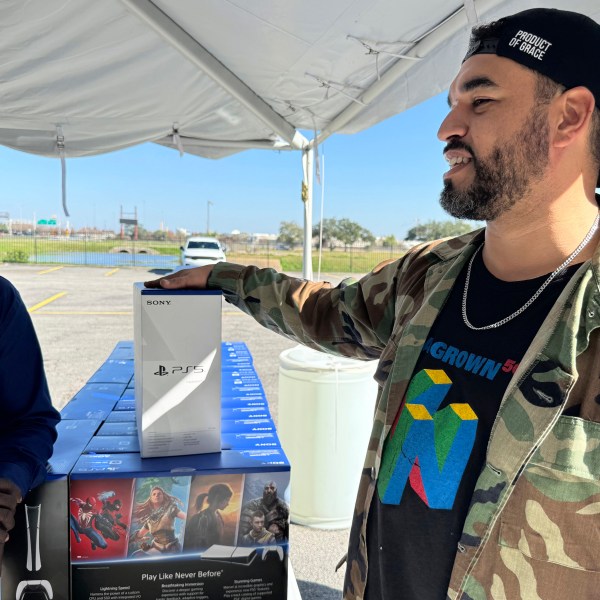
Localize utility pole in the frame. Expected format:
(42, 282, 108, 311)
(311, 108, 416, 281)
(207, 200, 213, 235)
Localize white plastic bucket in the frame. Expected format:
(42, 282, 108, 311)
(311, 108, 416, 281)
(278, 345, 378, 529)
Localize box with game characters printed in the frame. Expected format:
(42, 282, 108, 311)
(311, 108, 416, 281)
(1, 419, 100, 600)
(69, 451, 291, 600)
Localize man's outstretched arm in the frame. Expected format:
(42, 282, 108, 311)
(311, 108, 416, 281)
(146, 258, 406, 361)
(145, 265, 214, 290)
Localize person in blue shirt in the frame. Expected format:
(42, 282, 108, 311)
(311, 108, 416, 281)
(0, 276, 60, 561)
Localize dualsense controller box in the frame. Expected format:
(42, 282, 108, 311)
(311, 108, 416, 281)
(133, 284, 222, 458)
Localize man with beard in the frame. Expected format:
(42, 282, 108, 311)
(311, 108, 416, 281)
(146, 8, 600, 599)
(239, 481, 289, 542)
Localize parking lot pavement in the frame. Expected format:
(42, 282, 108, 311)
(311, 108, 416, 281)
(6, 263, 352, 598)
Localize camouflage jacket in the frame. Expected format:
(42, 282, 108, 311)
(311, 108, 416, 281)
(208, 229, 600, 599)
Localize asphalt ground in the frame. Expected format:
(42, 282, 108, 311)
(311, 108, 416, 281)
(6, 263, 354, 600)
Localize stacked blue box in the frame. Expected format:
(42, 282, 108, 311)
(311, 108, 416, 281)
(51, 419, 104, 471)
(120, 388, 135, 400)
(98, 422, 138, 436)
(222, 360, 264, 398)
(72, 449, 289, 475)
(221, 359, 278, 448)
(87, 358, 134, 385)
(221, 367, 262, 384)
(2, 419, 101, 600)
(3, 341, 290, 600)
(223, 394, 268, 406)
(86, 420, 140, 454)
(222, 341, 252, 357)
(222, 432, 281, 449)
(108, 340, 136, 387)
(73, 342, 283, 457)
(114, 398, 135, 411)
(107, 340, 135, 361)
(222, 378, 264, 397)
(72, 382, 128, 402)
(60, 399, 116, 421)
(222, 419, 276, 433)
(223, 406, 272, 420)
(86, 435, 141, 453)
(70, 448, 290, 599)
(222, 341, 253, 367)
(105, 410, 136, 423)
(60, 383, 126, 420)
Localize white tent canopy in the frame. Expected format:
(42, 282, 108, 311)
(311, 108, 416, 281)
(2, 0, 599, 275)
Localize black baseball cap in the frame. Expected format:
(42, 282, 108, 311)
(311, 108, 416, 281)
(464, 8, 600, 186)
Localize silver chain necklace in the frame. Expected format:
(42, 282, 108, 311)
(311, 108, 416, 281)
(462, 213, 600, 331)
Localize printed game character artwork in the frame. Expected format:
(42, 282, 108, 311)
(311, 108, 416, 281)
(240, 510, 276, 546)
(128, 476, 191, 557)
(69, 478, 134, 561)
(239, 473, 290, 545)
(95, 491, 129, 542)
(184, 473, 244, 551)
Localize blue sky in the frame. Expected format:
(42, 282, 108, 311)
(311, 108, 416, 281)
(0, 91, 452, 240)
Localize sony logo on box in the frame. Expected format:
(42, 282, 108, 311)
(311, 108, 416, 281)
(133, 284, 222, 458)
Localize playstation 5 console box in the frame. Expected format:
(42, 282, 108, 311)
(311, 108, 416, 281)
(70, 450, 290, 600)
(133, 284, 222, 458)
(2, 418, 100, 600)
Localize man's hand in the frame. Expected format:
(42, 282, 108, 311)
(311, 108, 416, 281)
(0, 478, 22, 546)
(144, 265, 214, 290)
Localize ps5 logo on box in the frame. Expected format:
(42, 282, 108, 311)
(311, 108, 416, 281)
(154, 365, 205, 376)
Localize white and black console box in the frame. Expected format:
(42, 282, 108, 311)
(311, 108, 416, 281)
(133, 284, 222, 458)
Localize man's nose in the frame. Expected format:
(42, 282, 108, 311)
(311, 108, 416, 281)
(437, 107, 468, 142)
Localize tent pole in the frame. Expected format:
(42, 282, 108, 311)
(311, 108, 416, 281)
(119, 0, 305, 150)
(302, 148, 314, 280)
(313, 5, 468, 147)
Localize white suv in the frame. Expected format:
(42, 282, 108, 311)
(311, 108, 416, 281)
(180, 236, 226, 267)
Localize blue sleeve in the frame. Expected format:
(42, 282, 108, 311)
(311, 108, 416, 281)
(0, 276, 60, 497)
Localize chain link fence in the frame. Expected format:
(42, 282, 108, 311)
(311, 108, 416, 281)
(0, 233, 409, 274)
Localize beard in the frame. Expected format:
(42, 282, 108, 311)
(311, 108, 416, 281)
(263, 491, 276, 506)
(439, 105, 550, 221)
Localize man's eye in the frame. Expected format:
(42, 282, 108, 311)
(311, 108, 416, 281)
(473, 98, 491, 107)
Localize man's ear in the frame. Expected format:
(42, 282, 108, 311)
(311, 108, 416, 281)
(552, 86, 596, 148)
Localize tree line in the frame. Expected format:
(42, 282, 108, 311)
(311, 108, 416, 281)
(277, 218, 476, 250)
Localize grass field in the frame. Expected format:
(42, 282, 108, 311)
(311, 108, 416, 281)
(0, 237, 180, 254)
(0, 236, 406, 273)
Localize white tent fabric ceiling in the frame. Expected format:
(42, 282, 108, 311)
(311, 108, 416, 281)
(2, 0, 599, 161)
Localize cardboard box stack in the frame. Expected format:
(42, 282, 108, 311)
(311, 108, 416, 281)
(2, 340, 291, 600)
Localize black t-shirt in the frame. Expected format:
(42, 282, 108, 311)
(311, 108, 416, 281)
(365, 249, 579, 600)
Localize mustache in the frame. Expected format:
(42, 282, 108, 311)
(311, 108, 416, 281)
(443, 139, 476, 159)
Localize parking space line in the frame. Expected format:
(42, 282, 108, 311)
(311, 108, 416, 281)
(28, 292, 67, 313)
(104, 268, 119, 277)
(38, 266, 64, 275)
